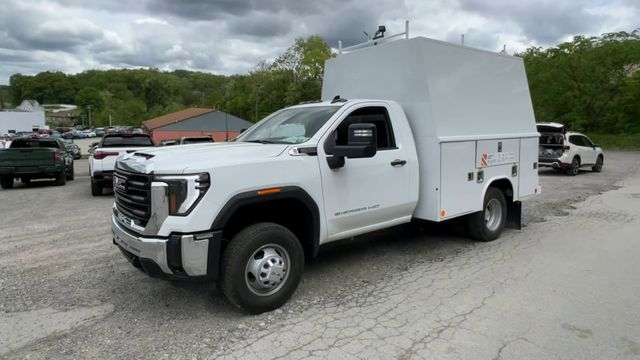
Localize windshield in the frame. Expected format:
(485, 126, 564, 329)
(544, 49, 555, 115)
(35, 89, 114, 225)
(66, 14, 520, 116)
(238, 106, 339, 144)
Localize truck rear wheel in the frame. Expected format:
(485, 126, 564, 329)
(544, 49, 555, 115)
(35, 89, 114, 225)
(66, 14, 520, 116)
(467, 187, 507, 241)
(66, 166, 75, 181)
(219, 222, 304, 314)
(91, 180, 102, 196)
(0, 176, 14, 189)
(54, 171, 66, 186)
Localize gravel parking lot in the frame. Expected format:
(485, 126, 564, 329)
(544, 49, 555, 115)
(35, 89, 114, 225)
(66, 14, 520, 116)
(1, 151, 639, 359)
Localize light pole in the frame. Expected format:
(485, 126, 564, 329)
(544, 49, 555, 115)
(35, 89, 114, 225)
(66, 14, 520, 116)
(255, 84, 262, 122)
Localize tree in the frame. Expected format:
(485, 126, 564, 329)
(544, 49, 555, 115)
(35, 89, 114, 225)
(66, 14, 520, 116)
(519, 29, 640, 133)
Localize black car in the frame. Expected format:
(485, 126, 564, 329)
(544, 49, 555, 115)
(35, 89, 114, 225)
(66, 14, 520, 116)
(62, 139, 81, 159)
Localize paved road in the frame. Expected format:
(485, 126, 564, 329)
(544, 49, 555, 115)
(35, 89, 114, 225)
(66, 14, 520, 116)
(1, 152, 639, 359)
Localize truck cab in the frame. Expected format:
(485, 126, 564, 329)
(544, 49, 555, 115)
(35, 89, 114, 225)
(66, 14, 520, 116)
(112, 35, 539, 313)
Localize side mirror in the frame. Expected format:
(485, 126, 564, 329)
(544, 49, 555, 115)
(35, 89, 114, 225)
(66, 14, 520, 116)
(240, 128, 247, 134)
(327, 123, 377, 169)
(593, 144, 599, 148)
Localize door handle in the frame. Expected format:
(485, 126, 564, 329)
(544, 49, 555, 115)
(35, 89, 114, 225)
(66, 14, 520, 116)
(390, 159, 407, 167)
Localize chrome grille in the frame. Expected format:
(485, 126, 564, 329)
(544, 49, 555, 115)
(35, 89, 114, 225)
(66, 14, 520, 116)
(113, 168, 152, 226)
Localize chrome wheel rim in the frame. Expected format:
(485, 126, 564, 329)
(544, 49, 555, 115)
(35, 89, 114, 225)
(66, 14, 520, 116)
(485, 198, 502, 232)
(245, 244, 290, 296)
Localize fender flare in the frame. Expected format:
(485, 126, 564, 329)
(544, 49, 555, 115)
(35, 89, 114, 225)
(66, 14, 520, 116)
(211, 186, 321, 257)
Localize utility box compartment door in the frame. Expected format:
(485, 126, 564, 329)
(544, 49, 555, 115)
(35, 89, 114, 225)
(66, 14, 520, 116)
(476, 139, 519, 168)
(518, 137, 539, 198)
(440, 141, 479, 219)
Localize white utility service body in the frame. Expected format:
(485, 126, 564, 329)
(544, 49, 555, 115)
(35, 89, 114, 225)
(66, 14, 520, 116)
(323, 36, 540, 222)
(111, 36, 539, 313)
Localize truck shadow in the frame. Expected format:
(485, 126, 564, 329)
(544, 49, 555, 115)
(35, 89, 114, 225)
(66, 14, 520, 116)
(135, 220, 477, 315)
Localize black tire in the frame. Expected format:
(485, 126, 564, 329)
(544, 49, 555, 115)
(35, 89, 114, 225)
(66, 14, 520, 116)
(467, 187, 507, 242)
(55, 171, 66, 186)
(21, 177, 31, 184)
(91, 180, 102, 196)
(566, 157, 580, 176)
(219, 222, 304, 314)
(66, 164, 75, 181)
(592, 155, 603, 173)
(0, 176, 14, 189)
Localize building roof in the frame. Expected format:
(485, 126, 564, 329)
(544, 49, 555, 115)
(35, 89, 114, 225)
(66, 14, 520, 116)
(143, 108, 252, 132)
(143, 108, 215, 131)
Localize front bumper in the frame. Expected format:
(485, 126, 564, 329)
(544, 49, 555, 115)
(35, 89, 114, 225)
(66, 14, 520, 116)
(112, 214, 222, 279)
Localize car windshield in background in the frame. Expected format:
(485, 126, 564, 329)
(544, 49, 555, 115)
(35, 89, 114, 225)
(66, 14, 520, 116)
(101, 136, 153, 147)
(239, 106, 340, 144)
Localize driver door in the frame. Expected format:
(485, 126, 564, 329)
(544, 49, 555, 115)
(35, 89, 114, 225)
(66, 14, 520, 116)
(317, 104, 412, 241)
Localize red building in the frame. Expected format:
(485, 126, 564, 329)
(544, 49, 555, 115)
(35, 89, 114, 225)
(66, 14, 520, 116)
(143, 108, 252, 144)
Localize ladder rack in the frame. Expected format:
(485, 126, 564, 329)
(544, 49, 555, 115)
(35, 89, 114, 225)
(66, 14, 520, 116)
(338, 20, 409, 54)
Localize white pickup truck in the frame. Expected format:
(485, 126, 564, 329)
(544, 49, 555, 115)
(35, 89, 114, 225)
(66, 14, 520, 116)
(111, 35, 540, 313)
(89, 133, 154, 196)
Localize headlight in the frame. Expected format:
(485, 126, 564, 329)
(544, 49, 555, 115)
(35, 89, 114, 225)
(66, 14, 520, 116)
(155, 173, 210, 216)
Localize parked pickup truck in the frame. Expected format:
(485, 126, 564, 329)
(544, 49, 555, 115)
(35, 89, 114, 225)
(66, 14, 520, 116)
(0, 137, 74, 189)
(89, 133, 154, 196)
(111, 35, 540, 313)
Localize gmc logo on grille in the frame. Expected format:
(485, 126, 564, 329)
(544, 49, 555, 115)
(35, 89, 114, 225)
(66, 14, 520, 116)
(113, 175, 127, 191)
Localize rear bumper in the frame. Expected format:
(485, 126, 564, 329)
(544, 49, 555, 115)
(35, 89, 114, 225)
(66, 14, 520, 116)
(112, 214, 222, 280)
(92, 171, 114, 186)
(0, 165, 63, 176)
(538, 159, 569, 169)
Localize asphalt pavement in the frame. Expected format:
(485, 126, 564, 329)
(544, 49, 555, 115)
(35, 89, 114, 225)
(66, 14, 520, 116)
(0, 152, 639, 359)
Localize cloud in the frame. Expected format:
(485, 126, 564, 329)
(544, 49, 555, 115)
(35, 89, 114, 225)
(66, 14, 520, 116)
(0, 0, 637, 85)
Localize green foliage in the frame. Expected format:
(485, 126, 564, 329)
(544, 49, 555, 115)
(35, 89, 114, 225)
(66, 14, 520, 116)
(519, 30, 640, 134)
(587, 133, 640, 150)
(0, 85, 10, 108)
(7, 36, 335, 126)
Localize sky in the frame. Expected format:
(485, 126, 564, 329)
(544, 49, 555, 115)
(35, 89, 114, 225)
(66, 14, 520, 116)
(0, 0, 638, 85)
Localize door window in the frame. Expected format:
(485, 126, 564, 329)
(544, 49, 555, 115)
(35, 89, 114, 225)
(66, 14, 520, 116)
(568, 135, 584, 146)
(324, 106, 396, 154)
(581, 136, 594, 147)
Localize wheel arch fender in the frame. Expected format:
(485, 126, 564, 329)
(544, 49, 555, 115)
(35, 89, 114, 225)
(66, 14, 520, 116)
(211, 186, 321, 258)
(482, 176, 521, 230)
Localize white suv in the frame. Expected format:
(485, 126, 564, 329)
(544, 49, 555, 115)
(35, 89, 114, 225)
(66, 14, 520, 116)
(537, 123, 604, 176)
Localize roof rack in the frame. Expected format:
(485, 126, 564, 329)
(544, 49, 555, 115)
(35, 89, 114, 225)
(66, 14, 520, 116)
(338, 20, 409, 54)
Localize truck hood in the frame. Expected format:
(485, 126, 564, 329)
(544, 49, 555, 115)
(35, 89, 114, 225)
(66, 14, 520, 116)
(117, 142, 289, 174)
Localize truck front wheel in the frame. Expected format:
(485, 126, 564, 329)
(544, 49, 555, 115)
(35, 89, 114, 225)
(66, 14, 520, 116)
(467, 187, 507, 241)
(219, 222, 304, 314)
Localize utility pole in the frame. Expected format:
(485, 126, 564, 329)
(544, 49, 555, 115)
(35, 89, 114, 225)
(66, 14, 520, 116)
(87, 105, 92, 127)
(225, 111, 228, 141)
(255, 84, 262, 122)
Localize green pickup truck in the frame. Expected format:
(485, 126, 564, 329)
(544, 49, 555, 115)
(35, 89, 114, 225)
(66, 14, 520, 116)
(0, 137, 75, 189)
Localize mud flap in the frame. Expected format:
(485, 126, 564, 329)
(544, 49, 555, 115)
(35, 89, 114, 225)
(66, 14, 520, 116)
(506, 201, 522, 230)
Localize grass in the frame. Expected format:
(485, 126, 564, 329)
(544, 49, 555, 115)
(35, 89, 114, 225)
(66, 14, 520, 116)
(587, 133, 640, 150)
